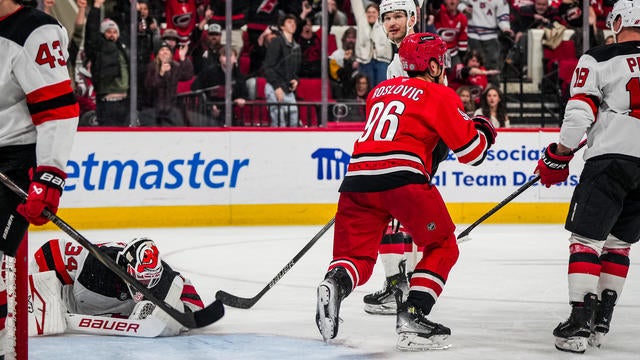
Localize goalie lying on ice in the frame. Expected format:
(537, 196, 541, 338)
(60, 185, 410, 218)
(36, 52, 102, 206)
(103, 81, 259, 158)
(27, 237, 204, 337)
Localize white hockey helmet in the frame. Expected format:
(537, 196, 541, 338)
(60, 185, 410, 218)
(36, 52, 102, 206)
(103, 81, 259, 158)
(606, 0, 640, 34)
(116, 237, 164, 300)
(379, 0, 417, 23)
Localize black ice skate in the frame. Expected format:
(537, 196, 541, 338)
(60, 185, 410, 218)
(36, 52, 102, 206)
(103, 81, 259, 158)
(553, 293, 597, 353)
(589, 289, 617, 348)
(316, 267, 351, 341)
(395, 301, 451, 351)
(363, 261, 408, 315)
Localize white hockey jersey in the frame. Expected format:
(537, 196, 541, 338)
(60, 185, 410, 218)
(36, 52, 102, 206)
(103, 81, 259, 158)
(462, 0, 511, 40)
(387, 53, 407, 79)
(559, 41, 640, 161)
(0, 6, 78, 169)
(31, 238, 204, 317)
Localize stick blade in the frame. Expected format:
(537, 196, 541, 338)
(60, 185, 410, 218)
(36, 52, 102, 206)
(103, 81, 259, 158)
(215, 290, 257, 309)
(193, 300, 225, 328)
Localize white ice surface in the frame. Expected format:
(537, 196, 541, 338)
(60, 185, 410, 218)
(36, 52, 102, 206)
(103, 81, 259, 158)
(27, 224, 640, 359)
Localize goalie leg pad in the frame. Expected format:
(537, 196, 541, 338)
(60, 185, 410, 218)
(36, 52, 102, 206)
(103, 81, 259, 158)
(28, 271, 67, 336)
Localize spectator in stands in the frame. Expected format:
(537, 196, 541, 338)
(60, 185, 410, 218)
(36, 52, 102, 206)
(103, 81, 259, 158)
(461, 0, 514, 86)
(456, 86, 477, 116)
(85, 0, 130, 126)
(297, 17, 322, 78)
(338, 73, 370, 122)
(474, 86, 510, 128)
(512, 0, 563, 68)
(161, 29, 182, 58)
(191, 47, 248, 126)
(210, 0, 248, 55)
(165, 0, 197, 43)
(143, 42, 194, 126)
(263, 14, 302, 127)
(136, 0, 161, 109)
(314, 0, 349, 25)
(68, 0, 87, 90)
(433, 0, 469, 69)
(451, 50, 498, 94)
(352, 1, 392, 87)
(329, 27, 359, 99)
(250, 26, 279, 76)
(191, 22, 223, 75)
(557, 0, 604, 57)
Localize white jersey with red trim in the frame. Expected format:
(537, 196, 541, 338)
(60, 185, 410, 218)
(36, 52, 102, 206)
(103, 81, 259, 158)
(0, 6, 78, 169)
(386, 53, 407, 79)
(559, 41, 640, 161)
(31, 239, 204, 317)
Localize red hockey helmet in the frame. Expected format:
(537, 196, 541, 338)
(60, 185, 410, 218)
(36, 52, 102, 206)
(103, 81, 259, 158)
(398, 33, 450, 73)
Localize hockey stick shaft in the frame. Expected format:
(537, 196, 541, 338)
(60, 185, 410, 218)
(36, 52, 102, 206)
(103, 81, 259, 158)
(216, 216, 336, 309)
(456, 139, 587, 241)
(0, 172, 223, 329)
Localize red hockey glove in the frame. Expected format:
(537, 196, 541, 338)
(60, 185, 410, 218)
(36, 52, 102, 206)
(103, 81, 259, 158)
(535, 143, 574, 188)
(472, 115, 497, 146)
(17, 166, 66, 225)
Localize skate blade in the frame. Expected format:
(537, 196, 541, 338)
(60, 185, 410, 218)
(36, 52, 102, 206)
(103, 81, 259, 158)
(396, 333, 451, 351)
(588, 332, 605, 348)
(316, 284, 336, 341)
(554, 336, 587, 353)
(364, 303, 397, 315)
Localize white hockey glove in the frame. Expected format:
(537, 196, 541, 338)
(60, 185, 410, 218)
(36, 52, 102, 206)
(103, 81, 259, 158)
(28, 271, 67, 336)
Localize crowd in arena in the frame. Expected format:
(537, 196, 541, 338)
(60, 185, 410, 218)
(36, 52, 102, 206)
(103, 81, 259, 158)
(33, 0, 616, 127)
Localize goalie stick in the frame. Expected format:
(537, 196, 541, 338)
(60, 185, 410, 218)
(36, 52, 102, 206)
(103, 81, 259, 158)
(456, 139, 588, 243)
(0, 171, 224, 329)
(216, 217, 336, 309)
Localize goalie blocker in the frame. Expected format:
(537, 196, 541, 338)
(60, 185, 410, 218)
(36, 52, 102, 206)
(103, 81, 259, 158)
(28, 237, 205, 337)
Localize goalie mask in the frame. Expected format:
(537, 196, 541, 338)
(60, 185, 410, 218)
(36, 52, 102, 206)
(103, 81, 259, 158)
(116, 238, 164, 300)
(607, 0, 640, 34)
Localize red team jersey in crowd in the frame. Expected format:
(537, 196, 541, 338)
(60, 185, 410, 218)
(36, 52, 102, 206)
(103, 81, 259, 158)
(339, 76, 490, 193)
(560, 41, 640, 160)
(434, 4, 469, 58)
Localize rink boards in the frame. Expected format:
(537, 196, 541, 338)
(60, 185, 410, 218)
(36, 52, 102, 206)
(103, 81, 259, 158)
(36, 128, 583, 230)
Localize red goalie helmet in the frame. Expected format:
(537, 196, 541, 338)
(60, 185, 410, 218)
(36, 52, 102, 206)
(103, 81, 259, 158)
(399, 33, 450, 73)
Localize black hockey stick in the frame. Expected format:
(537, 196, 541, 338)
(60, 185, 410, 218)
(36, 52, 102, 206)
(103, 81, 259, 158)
(216, 217, 336, 309)
(0, 172, 224, 329)
(457, 139, 587, 242)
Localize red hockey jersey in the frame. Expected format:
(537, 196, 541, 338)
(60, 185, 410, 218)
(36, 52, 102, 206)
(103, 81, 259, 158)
(340, 76, 490, 192)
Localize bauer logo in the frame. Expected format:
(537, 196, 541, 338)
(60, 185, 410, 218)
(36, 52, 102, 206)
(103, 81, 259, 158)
(311, 148, 350, 180)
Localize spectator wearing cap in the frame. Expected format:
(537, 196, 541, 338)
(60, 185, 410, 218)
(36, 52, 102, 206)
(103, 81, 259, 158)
(191, 22, 223, 75)
(85, 0, 131, 126)
(143, 42, 194, 126)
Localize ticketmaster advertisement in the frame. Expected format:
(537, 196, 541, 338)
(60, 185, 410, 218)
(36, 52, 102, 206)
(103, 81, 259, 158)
(49, 129, 584, 228)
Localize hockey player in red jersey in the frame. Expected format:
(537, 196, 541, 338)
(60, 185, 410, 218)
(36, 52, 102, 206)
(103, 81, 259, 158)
(316, 33, 497, 351)
(28, 237, 204, 337)
(0, 0, 79, 355)
(535, 0, 640, 354)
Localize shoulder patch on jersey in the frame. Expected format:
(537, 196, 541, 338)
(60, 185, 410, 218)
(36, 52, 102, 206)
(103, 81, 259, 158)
(586, 41, 640, 62)
(0, 6, 61, 46)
